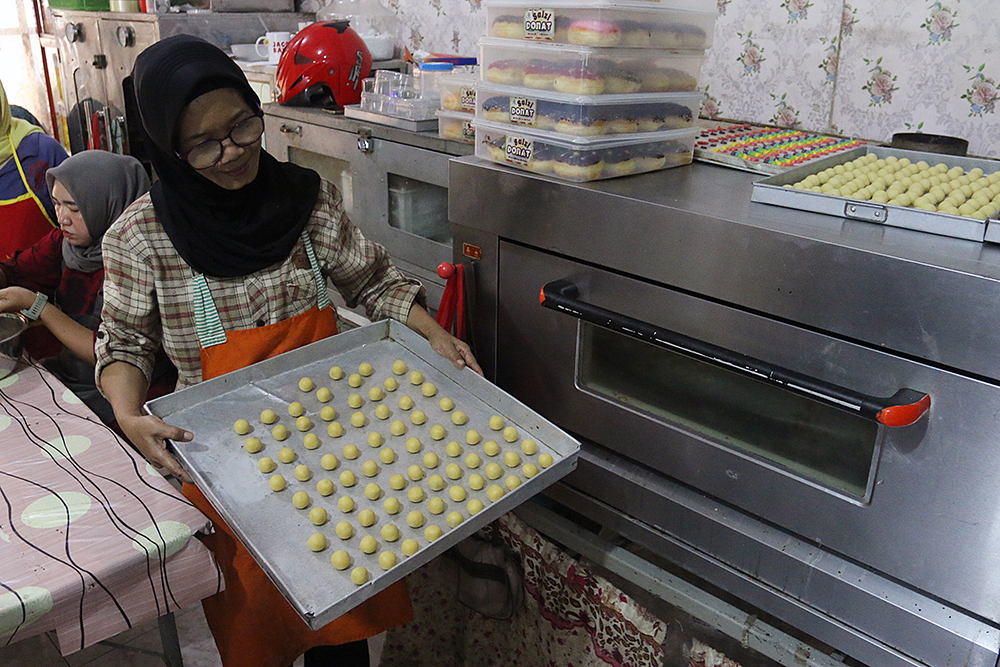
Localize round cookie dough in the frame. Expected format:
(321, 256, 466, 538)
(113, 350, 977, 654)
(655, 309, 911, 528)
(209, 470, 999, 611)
(389, 473, 407, 490)
(261, 409, 278, 424)
(446, 511, 464, 528)
(384, 377, 399, 392)
(468, 474, 485, 491)
(358, 509, 377, 527)
(523, 463, 539, 478)
(486, 484, 505, 501)
(539, 453, 554, 468)
(432, 426, 448, 442)
(407, 465, 424, 481)
(381, 524, 400, 542)
(380, 448, 396, 464)
(465, 453, 482, 469)
(316, 387, 332, 403)
(384, 497, 402, 514)
(421, 383, 437, 397)
(244, 437, 262, 453)
(503, 426, 518, 442)
(234, 419, 250, 435)
(392, 360, 407, 375)
(308, 533, 327, 552)
(485, 462, 502, 480)
(294, 465, 312, 481)
(428, 475, 446, 491)
(331, 550, 351, 569)
(407, 510, 425, 528)
(296, 416, 312, 432)
(439, 397, 455, 412)
(411, 410, 427, 425)
(451, 411, 468, 426)
(489, 415, 504, 430)
(298, 377, 313, 392)
(348, 373, 363, 388)
(327, 421, 343, 436)
(272, 425, 290, 441)
(348, 393, 364, 409)
(445, 440, 460, 455)
(310, 507, 328, 525)
(303, 433, 320, 450)
(398, 396, 414, 411)
(390, 420, 407, 436)
(483, 441, 500, 457)
(362, 460, 380, 477)
(375, 404, 391, 420)
(405, 437, 422, 453)
(409, 370, 424, 385)
(521, 439, 538, 455)
(378, 551, 397, 570)
(428, 497, 445, 514)
(424, 525, 442, 541)
(340, 471, 357, 487)
(360, 536, 377, 555)
(445, 463, 462, 480)
(258, 457, 277, 473)
(329, 366, 344, 380)
(350, 412, 366, 428)
(368, 387, 384, 402)
(351, 566, 369, 585)
(322, 408, 339, 423)
(468, 499, 484, 515)
(359, 362, 374, 377)
(364, 483, 382, 501)
(288, 402, 304, 417)
(466, 430, 481, 445)
(408, 486, 426, 503)
(448, 485, 467, 502)
(269, 474, 286, 491)
(504, 451, 521, 468)
(321, 454, 339, 470)
(338, 496, 355, 513)
(423, 452, 440, 469)
(316, 479, 335, 496)
(506, 475, 522, 490)
(401, 539, 419, 556)
(278, 447, 296, 464)
(343, 444, 360, 460)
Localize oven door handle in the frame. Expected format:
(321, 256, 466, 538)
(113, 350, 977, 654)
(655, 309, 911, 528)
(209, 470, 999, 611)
(539, 279, 930, 427)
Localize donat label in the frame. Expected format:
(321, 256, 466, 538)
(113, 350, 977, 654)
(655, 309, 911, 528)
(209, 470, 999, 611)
(505, 136, 533, 166)
(524, 9, 555, 40)
(509, 97, 537, 125)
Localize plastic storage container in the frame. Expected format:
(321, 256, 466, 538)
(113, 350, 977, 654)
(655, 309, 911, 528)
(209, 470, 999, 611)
(439, 73, 479, 114)
(437, 110, 476, 143)
(473, 118, 697, 181)
(476, 82, 699, 137)
(485, 1, 716, 50)
(480, 37, 706, 95)
(414, 62, 455, 102)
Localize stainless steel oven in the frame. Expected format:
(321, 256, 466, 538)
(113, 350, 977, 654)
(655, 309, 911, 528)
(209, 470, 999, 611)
(449, 155, 1000, 667)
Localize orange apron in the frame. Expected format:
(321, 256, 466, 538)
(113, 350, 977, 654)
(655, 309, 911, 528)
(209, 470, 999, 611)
(182, 231, 412, 667)
(0, 135, 57, 260)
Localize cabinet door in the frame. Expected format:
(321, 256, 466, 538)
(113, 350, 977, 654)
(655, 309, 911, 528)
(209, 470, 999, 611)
(98, 18, 158, 114)
(53, 13, 107, 152)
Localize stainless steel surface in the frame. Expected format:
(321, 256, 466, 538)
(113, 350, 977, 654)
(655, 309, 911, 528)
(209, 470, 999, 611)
(0, 314, 26, 380)
(145, 320, 579, 629)
(343, 105, 439, 133)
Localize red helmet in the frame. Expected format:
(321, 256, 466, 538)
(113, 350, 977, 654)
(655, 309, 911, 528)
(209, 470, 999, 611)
(277, 21, 372, 110)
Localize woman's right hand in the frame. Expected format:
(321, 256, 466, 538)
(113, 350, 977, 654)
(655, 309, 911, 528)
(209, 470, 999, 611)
(116, 412, 195, 484)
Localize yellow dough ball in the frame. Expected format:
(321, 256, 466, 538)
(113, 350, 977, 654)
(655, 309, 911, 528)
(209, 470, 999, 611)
(288, 402, 304, 417)
(468, 474, 485, 491)
(407, 464, 424, 481)
(374, 405, 390, 420)
(294, 464, 312, 481)
(316, 387, 332, 403)
(407, 510, 425, 528)
(348, 373, 363, 388)
(398, 396, 414, 411)
(465, 453, 482, 469)
(310, 506, 329, 526)
(451, 411, 468, 425)
(389, 473, 406, 490)
(364, 483, 382, 501)
(383, 377, 399, 392)
(506, 475, 522, 490)
(428, 475, 446, 491)
(260, 409, 278, 424)
(234, 419, 251, 435)
(448, 485, 467, 502)
(432, 425, 447, 441)
(348, 393, 364, 409)
(244, 437, 262, 453)
(321, 453, 339, 470)
(384, 497, 402, 514)
(421, 383, 437, 397)
(272, 425, 290, 441)
(351, 567, 369, 585)
(258, 457, 277, 473)
(466, 430, 481, 445)
(316, 479, 335, 496)
(409, 370, 424, 385)
(401, 539, 420, 556)
(446, 511, 464, 528)
(521, 439, 538, 455)
(359, 362, 374, 377)
(368, 387, 384, 402)
(329, 366, 344, 380)
(489, 416, 504, 431)
(303, 433, 320, 450)
(503, 426, 518, 442)
(326, 420, 343, 437)
(468, 499, 484, 515)
(359, 535, 378, 554)
(487, 484, 505, 501)
(423, 452, 440, 469)
(307, 533, 327, 552)
(338, 496, 355, 513)
(296, 416, 312, 432)
(367, 432, 383, 448)
(445, 440, 461, 457)
(483, 441, 500, 457)
(439, 397, 455, 412)
(523, 463, 539, 478)
(485, 462, 503, 480)
(350, 412, 366, 428)
(343, 443, 361, 460)
(298, 377, 314, 392)
(408, 486, 426, 503)
(269, 474, 286, 492)
(278, 447, 296, 464)
(378, 551, 398, 570)
(392, 360, 407, 375)
(340, 470, 357, 487)
(504, 451, 521, 468)
(390, 420, 407, 436)
(424, 525, 442, 541)
(358, 508, 377, 527)
(381, 524, 400, 541)
(405, 437, 422, 454)
(445, 463, 463, 480)
(331, 550, 351, 570)
(411, 410, 427, 425)
(380, 448, 396, 464)
(428, 497, 445, 514)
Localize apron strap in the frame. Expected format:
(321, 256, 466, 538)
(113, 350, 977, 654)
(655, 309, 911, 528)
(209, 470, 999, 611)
(10, 135, 56, 228)
(192, 229, 331, 349)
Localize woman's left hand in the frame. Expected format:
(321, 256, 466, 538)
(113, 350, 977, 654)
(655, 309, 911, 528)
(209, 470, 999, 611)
(406, 303, 483, 376)
(0, 287, 38, 314)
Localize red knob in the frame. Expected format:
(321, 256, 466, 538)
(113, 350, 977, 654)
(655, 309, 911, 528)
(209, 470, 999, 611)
(437, 262, 455, 279)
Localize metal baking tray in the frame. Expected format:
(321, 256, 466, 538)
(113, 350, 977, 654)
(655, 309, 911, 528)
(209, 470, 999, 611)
(145, 319, 579, 629)
(751, 146, 1000, 242)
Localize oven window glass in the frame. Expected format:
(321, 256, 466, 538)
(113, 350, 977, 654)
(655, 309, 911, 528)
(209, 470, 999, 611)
(387, 174, 452, 244)
(579, 325, 880, 499)
(288, 147, 354, 215)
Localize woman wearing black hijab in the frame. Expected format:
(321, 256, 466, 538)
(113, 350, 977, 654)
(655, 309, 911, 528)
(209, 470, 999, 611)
(95, 35, 479, 667)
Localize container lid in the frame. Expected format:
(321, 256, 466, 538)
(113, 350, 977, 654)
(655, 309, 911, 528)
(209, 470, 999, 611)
(479, 35, 709, 57)
(484, 0, 714, 13)
(477, 81, 702, 106)
(472, 117, 698, 147)
(436, 109, 478, 120)
(419, 62, 456, 71)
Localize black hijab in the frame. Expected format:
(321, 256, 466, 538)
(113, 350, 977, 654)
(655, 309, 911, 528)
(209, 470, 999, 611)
(131, 35, 320, 278)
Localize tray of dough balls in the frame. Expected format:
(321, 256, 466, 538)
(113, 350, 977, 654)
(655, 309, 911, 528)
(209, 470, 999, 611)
(751, 146, 1000, 242)
(485, 0, 716, 50)
(475, 117, 697, 181)
(477, 82, 699, 137)
(481, 37, 705, 96)
(144, 318, 580, 630)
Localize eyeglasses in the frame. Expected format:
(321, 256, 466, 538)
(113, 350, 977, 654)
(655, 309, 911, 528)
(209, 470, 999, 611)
(176, 111, 265, 170)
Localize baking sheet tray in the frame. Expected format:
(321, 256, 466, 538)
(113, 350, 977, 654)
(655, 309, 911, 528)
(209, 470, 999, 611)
(751, 146, 1000, 242)
(145, 319, 579, 629)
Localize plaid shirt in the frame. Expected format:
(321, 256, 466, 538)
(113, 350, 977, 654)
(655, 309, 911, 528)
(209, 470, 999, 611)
(95, 179, 424, 390)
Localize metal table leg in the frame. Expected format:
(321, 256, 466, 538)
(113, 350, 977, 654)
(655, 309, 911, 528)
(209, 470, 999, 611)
(158, 612, 184, 667)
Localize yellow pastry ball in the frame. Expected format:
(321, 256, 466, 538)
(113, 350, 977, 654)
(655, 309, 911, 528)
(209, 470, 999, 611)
(428, 497, 445, 514)
(536, 452, 552, 468)
(348, 373, 363, 388)
(378, 551, 398, 571)
(326, 420, 343, 436)
(439, 397, 455, 412)
(343, 443, 361, 459)
(364, 483, 382, 501)
(468, 499, 484, 515)
(407, 510, 425, 528)
(234, 419, 251, 435)
(523, 463, 539, 478)
(445, 440, 461, 457)
(331, 550, 351, 570)
(405, 437, 422, 453)
(350, 412, 366, 428)
(296, 416, 312, 432)
(316, 387, 332, 403)
(381, 524, 400, 542)
(381, 376, 399, 392)
(374, 405, 390, 420)
(358, 508, 377, 527)
(316, 479, 335, 496)
(288, 402, 304, 417)
(485, 462, 502, 480)
(506, 475, 522, 490)
(448, 485, 467, 502)
(487, 484, 505, 501)
(380, 447, 396, 464)
(425, 525, 442, 541)
(409, 370, 424, 385)
(407, 464, 424, 481)
(503, 426, 518, 442)
(504, 451, 521, 468)
(428, 475, 446, 491)
(368, 387, 384, 402)
(451, 411, 468, 425)
(303, 433, 320, 450)
(359, 535, 378, 554)
(260, 409, 278, 424)
(351, 567, 369, 585)
(338, 496, 355, 513)
(310, 506, 329, 526)
(465, 453, 482, 469)
(384, 497, 402, 514)
(359, 362, 374, 377)
(423, 452, 440, 469)
(446, 511, 464, 528)
(367, 432, 383, 448)
(307, 533, 327, 552)
(298, 377, 314, 392)
(398, 396, 414, 411)
(408, 486, 426, 503)
(483, 441, 500, 457)
(432, 425, 448, 441)
(329, 366, 344, 380)
(340, 470, 357, 487)
(244, 437, 262, 453)
(489, 415, 504, 431)
(334, 521, 354, 540)
(401, 539, 420, 556)
(466, 430, 481, 445)
(272, 425, 290, 441)
(468, 474, 485, 491)
(392, 360, 407, 375)
(258, 457, 277, 473)
(446, 463, 463, 480)
(421, 383, 437, 397)
(321, 453, 339, 470)
(411, 410, 427, 425)
(278, 447, 296, 464)
(294, 464, 312, 481)
(390, 420, 407, 436)
(269, 474, 286, 491)
(348, 393, 363, 409)
(389, 473, 406, 490)
(521, 439, 538, 455)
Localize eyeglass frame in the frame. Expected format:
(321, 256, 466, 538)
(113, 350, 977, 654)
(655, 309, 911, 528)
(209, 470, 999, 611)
(175, 108, 265, 170)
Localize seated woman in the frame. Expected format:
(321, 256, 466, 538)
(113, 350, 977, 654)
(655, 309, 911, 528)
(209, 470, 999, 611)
(0, 150, 150, 424)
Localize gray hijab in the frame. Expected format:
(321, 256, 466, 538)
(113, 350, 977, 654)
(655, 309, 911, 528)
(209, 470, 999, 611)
(46, 151, 150, 273)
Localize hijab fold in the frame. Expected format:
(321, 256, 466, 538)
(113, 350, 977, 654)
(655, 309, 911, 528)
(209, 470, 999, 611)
(0, 79, 43, 166)
(131, 35, 320, 278)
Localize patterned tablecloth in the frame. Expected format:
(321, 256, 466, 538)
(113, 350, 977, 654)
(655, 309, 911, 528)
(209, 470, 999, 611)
(0, 360, 223, 655)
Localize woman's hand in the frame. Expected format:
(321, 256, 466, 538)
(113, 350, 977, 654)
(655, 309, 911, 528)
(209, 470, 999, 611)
(406, 303, 483, 376)
(116, 412, 194, 483)
(0, 286, 38, 314)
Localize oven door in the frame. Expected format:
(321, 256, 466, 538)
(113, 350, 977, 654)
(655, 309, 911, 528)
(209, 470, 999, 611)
(497, 240, 1000, 624)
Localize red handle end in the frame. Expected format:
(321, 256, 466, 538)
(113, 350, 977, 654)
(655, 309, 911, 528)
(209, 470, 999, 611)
(877, 392, 931, 427)
(437, 262, 455, 279)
